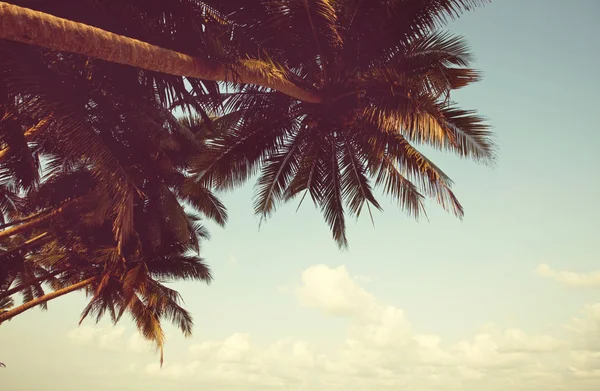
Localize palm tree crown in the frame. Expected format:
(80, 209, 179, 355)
(192, 0, 494, 247)
(0, 1, 228, 361)
(0, 0, 494, 362)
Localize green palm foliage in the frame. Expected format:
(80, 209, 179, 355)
(0, 0, 230, 361)
(0, 0, 494, 362)
(192, 0, 494, 247)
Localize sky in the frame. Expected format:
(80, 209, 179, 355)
(2, 0, 600, 390)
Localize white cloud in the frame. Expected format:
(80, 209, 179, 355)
(500, 328, 565, 353)
(67, 325, 104, 345)
(127, 332, 155, 353)
(133, 264, 600, 391)
(67, 325, 153, 353)
(566, 303, 600, 351)
(187, 335, 319, 384)
(145, 361, 201, 380)
(347, 305, 413, 349)
(295, 265, 380, 320)
(64, 266, 600, 391)
(67, 326, 125, 352)
(215, 333, 252, 362)
(569, 351, 600, 378)
(536, 264, 600, 288)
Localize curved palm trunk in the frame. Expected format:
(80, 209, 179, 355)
(0, 276, 96, 324)
(0, 199, 78, 241)
(0, 2, 322, 103)
(0, 231, 51, 259)
(0, 206, 54, 231)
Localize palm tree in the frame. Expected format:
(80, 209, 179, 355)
(0, 211, 213, 365)
(0, 1, 320, 103)
(0, 42, 224, 351)
(185, 0, 495, 247)
(0, 2, 229, 245)
(0, 162, 217, 363)
(0, 100, 224, 312)
(0, 14, 226, 360)
(2, 0, 494, 246)
(0, 0, 494, 359)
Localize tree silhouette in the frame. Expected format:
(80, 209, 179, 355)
(0, 0, 493, 362)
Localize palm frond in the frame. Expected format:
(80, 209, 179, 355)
(253, 126, 306, 219)
(363, 92, 495, 164)
(127, 293, 166, 366)
(0, 296, 13, 313)
(339, 132, 381, 220)
(373, 155, 426, 219)
(145, 279, 194, 337)
(177, 178, 228, 226)
(148, 255, 213, 283)
(321, 133, 347, 248)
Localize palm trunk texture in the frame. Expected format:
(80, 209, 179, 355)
(0, 231, 50, 258)
(0, 277, 96, 324)
(0, 201, 75, 241)
(0, 2, 322, 103)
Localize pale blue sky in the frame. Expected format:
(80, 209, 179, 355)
(2, 1, 600, 390)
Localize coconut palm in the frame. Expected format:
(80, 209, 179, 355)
(0, 59, 223, 354)
(0, 4, 231, 240)
(0, 102, 224, 312)
(0, 0, 320, 102)
(0, 0, 494, 363)
(0, 204, 213, 365)
(0, 15, 226, 360)
(0, 161, 216, 363)
(185, 0, 495, 247)
(2, 0, 494, 249)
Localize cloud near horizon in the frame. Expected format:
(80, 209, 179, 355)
(536, 263, 600, 289)
(66, 264, 600, 391)
(67, 325, 155, 354)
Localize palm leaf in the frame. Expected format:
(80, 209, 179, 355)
(339, 132, 381, 220)
(253, 125, 306, 219)
(321, 133, 347, 248)
(177, 178, 228, 226)
(373, 155, 426, 219)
